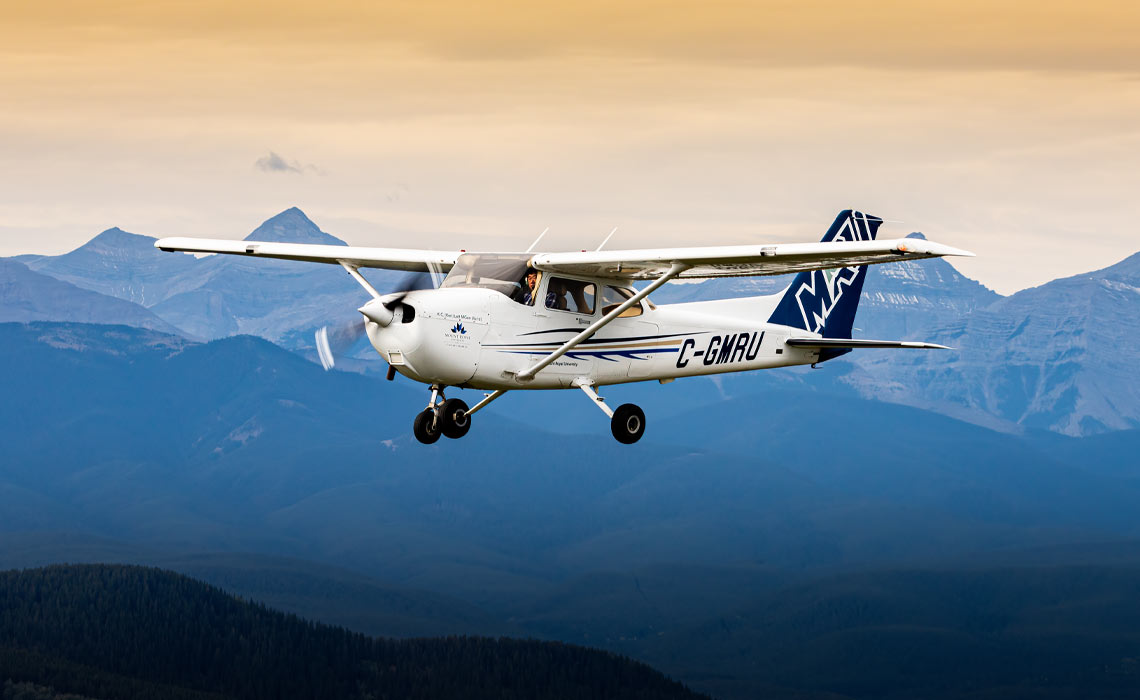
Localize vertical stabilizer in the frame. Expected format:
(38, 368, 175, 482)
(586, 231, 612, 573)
(767, 210, 883, 359)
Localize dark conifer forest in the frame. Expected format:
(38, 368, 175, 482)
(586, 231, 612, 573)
(0, 565, 706, 700)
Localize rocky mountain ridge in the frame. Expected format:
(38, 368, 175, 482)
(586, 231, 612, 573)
(845, 251, 1140, 435)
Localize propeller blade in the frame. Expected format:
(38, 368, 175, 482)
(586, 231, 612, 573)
(382, 270, 436, 307)
(315, 317, 366, 371)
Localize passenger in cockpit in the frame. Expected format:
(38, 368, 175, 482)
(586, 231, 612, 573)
(546, 280, 568, 310)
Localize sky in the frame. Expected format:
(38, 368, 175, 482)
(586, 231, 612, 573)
(2, 1, 1139, 294)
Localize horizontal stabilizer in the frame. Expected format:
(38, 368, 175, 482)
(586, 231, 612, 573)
(785, 338, 952, 350)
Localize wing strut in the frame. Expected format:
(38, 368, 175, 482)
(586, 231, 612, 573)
(338, 261, 382, 300)
(516, 262, 689, 381)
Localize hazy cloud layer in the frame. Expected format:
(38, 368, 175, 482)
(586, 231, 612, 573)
(6, 1, 1140, 72)
(255, 152, 322, 175)
(2, 2, 1140, 293)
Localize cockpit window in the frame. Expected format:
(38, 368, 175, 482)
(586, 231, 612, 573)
(440, 254, 531, 298)
(545, 277, 595, 315)
(601, 286, 643, 317)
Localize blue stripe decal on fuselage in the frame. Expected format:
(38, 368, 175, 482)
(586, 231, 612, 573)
(485, 331, 704, 349)
(497, 348, 681, 362)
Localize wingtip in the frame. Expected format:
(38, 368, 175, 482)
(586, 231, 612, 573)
(940, 241, 975, 258)
(153, 237, 187, 253)
(926, 241, 975, 258)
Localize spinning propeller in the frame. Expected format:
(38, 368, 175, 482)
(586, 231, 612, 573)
(314, 268, 439, 371)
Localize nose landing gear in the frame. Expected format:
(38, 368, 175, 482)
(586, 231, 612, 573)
(413, 407, 441, 444)
(412, 385, 471, 444)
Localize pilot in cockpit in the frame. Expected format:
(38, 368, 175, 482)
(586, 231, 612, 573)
(516, 267, 540, 305)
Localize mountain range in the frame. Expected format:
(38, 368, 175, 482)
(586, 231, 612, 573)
(0, 258, 183, 335)
(844, 251, 1140, 435)
(14, 209, 402, 351)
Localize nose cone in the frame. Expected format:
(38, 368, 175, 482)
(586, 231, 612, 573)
(366, 308, 425, 372)
(359, 298, 394, 326)
(366, 288, 487, 386)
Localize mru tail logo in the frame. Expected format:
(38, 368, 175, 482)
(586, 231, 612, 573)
(449, 322, 467, 335)
(791, 213, 875, 332)
(794, 266, 861, 333)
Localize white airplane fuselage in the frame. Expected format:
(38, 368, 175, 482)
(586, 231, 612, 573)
(365, 285, 821, 391)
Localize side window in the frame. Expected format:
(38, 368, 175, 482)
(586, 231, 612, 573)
(601, 286, 643, 317)
(545, 277, 596, 315)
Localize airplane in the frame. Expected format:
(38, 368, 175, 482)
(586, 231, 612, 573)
(155, 210, 972, 445)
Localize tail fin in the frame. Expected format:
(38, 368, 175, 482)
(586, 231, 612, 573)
(767, 210, 883, 356)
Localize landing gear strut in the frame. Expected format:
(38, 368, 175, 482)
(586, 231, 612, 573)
(575, 380, 646, 444)
(413, 385, 472, 444)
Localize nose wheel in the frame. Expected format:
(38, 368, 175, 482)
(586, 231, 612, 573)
(413, 386, 472, 444)
(413, 408, 442, 444)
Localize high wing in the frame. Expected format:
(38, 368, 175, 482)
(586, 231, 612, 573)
(531, 237, 973, 280)
(155, 232, 972, 280)
(153, 237, 459, 273)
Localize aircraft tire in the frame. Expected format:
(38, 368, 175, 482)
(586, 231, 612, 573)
(611, 403, 646, 444)
(439, 398, 471, 439)
(413, 408, 441, 444)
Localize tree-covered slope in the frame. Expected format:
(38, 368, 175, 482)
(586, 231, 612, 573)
(0, 564, 705, 700)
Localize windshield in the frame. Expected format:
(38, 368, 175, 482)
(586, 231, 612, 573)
(441, 253, 531, 298)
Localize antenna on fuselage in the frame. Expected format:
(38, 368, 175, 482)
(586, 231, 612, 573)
(525, 227, 550, 254)
(595, 227, 618, 251)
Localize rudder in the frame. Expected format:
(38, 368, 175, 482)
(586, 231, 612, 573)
(767, 210, 883, 356)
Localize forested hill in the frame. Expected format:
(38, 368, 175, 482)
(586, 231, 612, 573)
(0, 565, 706, 700)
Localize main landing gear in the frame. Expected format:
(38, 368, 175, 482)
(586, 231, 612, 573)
(411, 382, 644, 445)
(576, 380, 646, 444)
(610, 403, 646, 445)
(413, 385, 471, 444)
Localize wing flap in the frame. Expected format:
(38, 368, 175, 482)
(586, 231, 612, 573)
(154, 237, 459, 273)
(532, 238, 973, 280)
